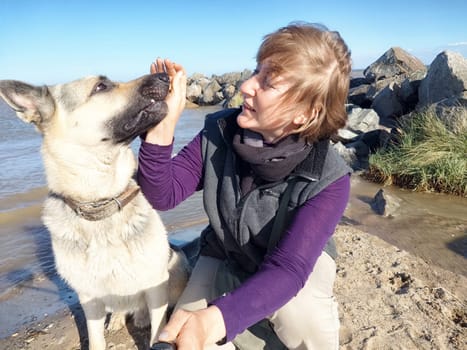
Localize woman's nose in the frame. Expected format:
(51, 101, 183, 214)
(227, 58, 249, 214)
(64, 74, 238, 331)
(240, 75, 257, 96)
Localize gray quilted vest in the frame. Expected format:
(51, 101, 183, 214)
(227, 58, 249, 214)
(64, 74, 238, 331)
(199, 108, 351, 274)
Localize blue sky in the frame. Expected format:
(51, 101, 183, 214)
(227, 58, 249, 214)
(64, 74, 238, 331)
(1, 0, 466, 85)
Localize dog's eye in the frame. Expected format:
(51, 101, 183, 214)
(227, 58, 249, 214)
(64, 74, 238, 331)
(93, 82, 108, 93)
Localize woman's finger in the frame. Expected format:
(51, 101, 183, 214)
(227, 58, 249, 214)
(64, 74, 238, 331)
(150, 58, 184, 76)
(164, 59, 176, 76)
(150, 62, 157, 74)
(159, 309, 192, 342)
(157, 58, 166, 73)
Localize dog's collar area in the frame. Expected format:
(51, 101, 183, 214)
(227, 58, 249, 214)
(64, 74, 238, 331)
(49, 186, 141, 221)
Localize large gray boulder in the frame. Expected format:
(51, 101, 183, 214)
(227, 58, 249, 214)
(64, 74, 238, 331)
(399, 70, 427, 109)
(345, 105, 381, 133)
(418, 51, 467, 107)
(371, 82, 404, 119)
(364, 47, 426, 83)
(348, 84, 373, 108)
(200, 79, 223, 105)
(186, 83, 202, 104)
(186, 74, 211, 104)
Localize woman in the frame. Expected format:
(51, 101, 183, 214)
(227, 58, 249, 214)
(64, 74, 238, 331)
(138, 22, 352, 350)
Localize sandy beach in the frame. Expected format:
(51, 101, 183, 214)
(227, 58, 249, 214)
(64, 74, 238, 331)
(0, 223, 465, 350)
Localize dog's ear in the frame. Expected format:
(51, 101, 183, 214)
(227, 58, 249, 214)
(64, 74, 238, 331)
(0, 80, 55, 128)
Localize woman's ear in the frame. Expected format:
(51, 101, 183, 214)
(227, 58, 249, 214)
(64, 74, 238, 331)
(293, 114, 308, 126)
(293, 108, 319, 126)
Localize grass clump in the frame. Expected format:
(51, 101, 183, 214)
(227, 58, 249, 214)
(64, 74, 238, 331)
(365, 107, 467, 196)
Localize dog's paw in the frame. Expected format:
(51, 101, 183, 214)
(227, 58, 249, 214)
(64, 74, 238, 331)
(133, 308, 150, 328)
(106, 312, 127, 332)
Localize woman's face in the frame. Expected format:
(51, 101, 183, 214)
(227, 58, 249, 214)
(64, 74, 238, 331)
(237, 62, 301, 143)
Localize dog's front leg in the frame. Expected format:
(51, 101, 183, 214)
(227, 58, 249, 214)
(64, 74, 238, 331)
(145, 281, 169, 345)
(81, 298, 107, 350)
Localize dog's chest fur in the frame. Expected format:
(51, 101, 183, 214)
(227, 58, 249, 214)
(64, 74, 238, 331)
(43, 193, 170, 304)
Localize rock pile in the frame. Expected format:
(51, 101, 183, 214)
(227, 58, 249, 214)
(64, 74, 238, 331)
(186, 69, 252, 107)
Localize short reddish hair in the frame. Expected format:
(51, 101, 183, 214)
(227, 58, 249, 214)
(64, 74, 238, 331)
(257, 22, 352, 142)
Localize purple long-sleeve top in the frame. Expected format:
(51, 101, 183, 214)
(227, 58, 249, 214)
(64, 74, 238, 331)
(137, 132, 350, 342)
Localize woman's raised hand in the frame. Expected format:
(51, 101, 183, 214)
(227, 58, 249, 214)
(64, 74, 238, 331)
(146, 58, 187, 145)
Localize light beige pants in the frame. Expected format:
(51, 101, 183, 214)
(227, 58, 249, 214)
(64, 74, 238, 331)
(174, 252, 339, 350)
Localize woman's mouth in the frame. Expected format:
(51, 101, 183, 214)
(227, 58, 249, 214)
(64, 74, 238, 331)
(243, 102, 256, 112)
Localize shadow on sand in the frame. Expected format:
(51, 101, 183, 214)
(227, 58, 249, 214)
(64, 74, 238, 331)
(15, 223, 161, 350)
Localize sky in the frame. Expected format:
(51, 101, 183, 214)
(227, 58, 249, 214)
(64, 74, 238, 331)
(1, 0, 466, 85)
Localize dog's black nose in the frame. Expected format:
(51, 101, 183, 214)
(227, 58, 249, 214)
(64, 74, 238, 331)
(153, 73, 170, 83)
(141, 73, 170, 100)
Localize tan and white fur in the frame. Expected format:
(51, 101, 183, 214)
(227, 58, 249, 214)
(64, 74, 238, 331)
(0, 74, 188, 350)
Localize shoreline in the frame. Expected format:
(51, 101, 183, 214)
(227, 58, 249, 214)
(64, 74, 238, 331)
(0, 225, 465, 349)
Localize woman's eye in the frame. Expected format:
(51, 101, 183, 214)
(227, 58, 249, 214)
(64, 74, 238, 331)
(251, 67, 276, 89)
(263, 77, 276, 89)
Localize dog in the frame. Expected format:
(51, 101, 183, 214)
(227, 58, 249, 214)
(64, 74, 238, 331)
(0, 73, 189, 350)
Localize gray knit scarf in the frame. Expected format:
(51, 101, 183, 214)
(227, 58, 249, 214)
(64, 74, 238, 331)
(232, 129, 312, 187)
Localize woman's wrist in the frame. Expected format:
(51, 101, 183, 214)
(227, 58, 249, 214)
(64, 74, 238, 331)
(145, 119, 176, 145)
(201, 305, 227, 345)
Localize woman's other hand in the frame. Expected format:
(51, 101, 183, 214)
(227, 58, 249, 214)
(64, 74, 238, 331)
(158, 306, 227, 350)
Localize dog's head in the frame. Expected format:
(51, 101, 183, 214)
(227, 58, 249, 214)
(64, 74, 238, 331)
(0, 73, 170, 146)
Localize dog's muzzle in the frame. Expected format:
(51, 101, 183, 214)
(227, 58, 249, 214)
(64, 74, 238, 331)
(110, 73, 170, 144)
(141, 73, 170, 101)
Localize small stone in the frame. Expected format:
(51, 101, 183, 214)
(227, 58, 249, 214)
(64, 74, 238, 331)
(339, 326, 353, 345)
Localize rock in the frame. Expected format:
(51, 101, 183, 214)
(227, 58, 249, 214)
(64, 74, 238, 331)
(370, 189, 401, 217)
(185, 69, 251, 108)
(359, 129, 392, 152)
(186, 74, 211, 104)
(364, 47, 426, 83)
(432, 93, 467, 133)
(222, 84, 236, 99)
(399, 70, 426, 109)
(418, 50, 467, 107)
(333, 140, 370, 170)
(213, 71, 244, 86)
(345, 105, 381, 133)
(350, 76, 369, 88)
(339, 326, 353, 345)
(346, 140, 370, 169)
(371, 82, 404, 119)
(199, 79, 223, 105)
(186, 82, 202, 104)
(223, 90, 243, 108)
(334, 141, 358, 168)
(348, 84, 372, 108)
(336, 128, 359, 142)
